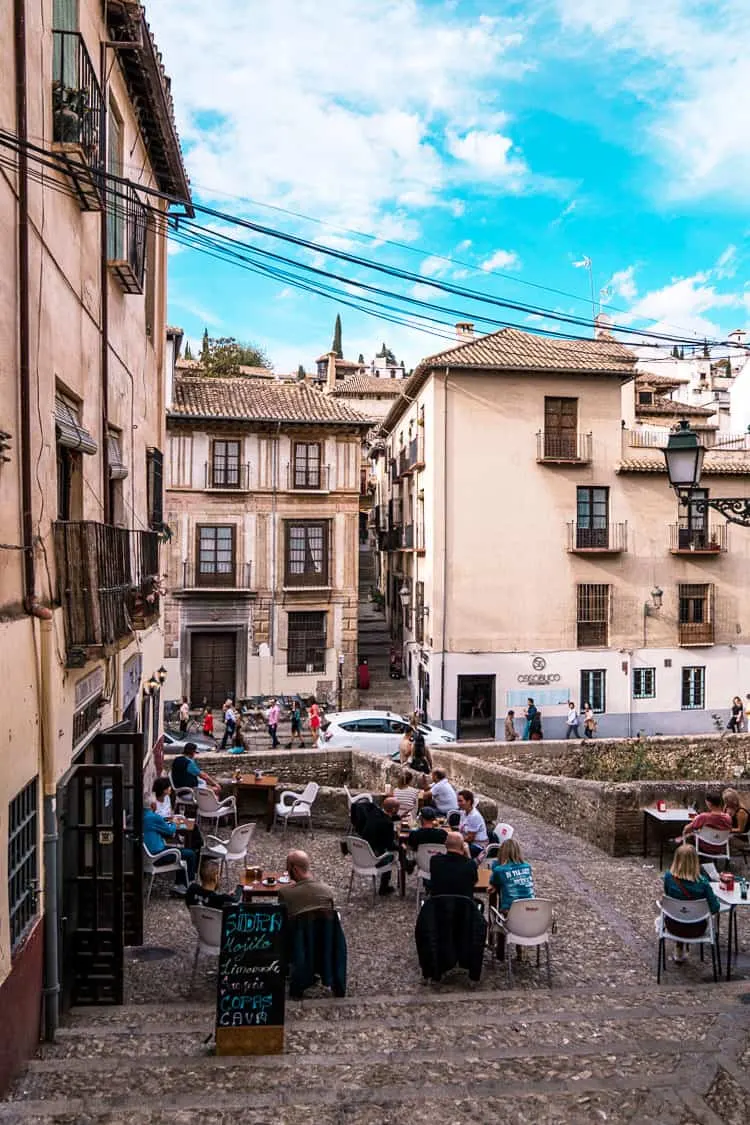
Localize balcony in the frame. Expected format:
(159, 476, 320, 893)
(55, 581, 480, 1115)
(52, 30, 103, 210)
(178, 561, 253, 592)
(389, 458, 399, 484)
(567, 522, 627, 553)
(379, 529, 402, 552)
(536, 431, 592, 464)
(678, 622, 714, 646)
(204, 461, 251, 490)
(53, 521, 160, 660)
(284, 463, 332, 492)
(408, 433, 425, 471)
(107, 183, 148, 294)
(669, 524, 727, 554)
(389, 498, 402, 527)
(398, 448, 409, 477)
(402, 523, 414, 549)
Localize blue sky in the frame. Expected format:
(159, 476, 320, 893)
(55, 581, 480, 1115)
(146, 0, 750, 372)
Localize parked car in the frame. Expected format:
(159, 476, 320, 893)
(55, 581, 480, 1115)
(322, 710, 455, 755)
(163, 727, 217, 754)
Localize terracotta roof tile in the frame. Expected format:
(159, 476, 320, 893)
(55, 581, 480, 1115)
(636, 401, 716, 417)
(416, 327, 636, 376)
(635, 371, 690, 386)
(169, 375, 373, 427)
(618, 458, 750, 475)
(330, 374, 405, 397)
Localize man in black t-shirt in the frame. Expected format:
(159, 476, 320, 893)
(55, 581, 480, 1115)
(429, 832, 478, 899)
(185, 859, 241, 910)
(408, 806, 448, 851)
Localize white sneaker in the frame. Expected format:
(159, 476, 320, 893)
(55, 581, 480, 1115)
(672, 950, 687, 964)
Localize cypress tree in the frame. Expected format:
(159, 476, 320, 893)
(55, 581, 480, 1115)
(297, 364, 306, 380)
(332, 314, 343, 358)
(184, 340, 193, 360)
(201, 328, 210, 363)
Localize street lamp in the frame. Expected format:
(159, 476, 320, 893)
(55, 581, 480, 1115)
(398, 581, 411, 610)
(662, 419, 750, 526)
(156, 665, 168, 685)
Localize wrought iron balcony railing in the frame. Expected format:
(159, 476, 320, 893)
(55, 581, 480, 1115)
(107, 182, 148, 293)
(669, 524, 727, 554)
(52, 30, 103, 210)
(284, 463, 332, 491)
(567, 522, 627, 553)
(204, 461, 252, 490)
(536, 431, 592, 463)
(179, 561, 253, 590)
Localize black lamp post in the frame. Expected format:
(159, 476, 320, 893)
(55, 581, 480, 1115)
(662, 419, 750, 526)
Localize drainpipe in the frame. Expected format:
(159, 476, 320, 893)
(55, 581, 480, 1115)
(439, 368, 448, 723)
(40, 615, 60, 1039)
(99, 42, 110, 523)
(269, 423, 281, 693)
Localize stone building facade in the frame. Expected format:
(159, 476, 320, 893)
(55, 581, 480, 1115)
(163, 371, 372, 707)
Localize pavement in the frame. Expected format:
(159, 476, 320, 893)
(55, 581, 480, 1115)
(3, 793, 749, 1124)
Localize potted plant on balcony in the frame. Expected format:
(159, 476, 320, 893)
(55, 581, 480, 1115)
(52, 81, 96, 153)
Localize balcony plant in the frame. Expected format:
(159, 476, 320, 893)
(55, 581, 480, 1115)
(52, 81, 97, 155)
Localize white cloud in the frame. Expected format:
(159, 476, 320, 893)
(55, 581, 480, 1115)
(480, 249, 522, 272)
(170, 297, 222, 327)
(715, 245, 737, 280)
(604, 265, 638, 302)
(627, 272, 741, 340)
(549, 199, 577, 228)
(419, 256, 450, 278)
(148, 1, 531, 237)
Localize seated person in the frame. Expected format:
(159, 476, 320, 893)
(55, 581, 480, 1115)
(408, 730, 433, 775)
(722, 788, 750, 847)
(390, 768, 420, 819)
(359, 796, 400, 896)
(171, 742, 221, 796)
(408, 806, 448, 851)
(457, 789, 488, 858)
(278, 850, 335, 917)
(490, 838, 535, 914)
(143, 803, 197, 889)
(428, 831, 478, 898)
(663, 844, 720, 964)
(677, 792, 732, 855)
(428, 769, 459, 816)
(152, 777, 173, 818)
(185, 858, 240, 910)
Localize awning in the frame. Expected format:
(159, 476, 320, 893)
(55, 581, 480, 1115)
(55, 395, 97, 455)
(107, 432, 128, 480)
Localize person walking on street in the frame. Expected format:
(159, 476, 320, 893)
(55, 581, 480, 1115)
(504, 710, 517, 741)
(522, 698, 537, 741)
(309, 701, 322, 747)
(287, 700, 304, 748)
(267, 698, 280, 748)
(220, 701, 236, 750)
(201, 707, 214, 741)
(178, 696, 190, 733)
(583, 702, 596, 739)
(728, 696, 745, 733)
(565, 701, 580, 739)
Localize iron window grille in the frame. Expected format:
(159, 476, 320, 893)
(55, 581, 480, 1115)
(146, 447, 163, 529)
(580, 670, 606, 713)
(576, 583, 610, 647)
(287, 612, 327, 673)
(633, 667, 656, 699)
(8, 778, 39, 955)
(284, 520, 330, 586)
(681, 666, 705, 709)
(678, 583, 714, 645)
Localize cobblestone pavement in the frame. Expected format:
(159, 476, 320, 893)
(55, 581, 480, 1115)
(2, 795, 749, 1124)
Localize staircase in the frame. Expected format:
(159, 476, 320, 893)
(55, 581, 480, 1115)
(357, 547, 413, 714)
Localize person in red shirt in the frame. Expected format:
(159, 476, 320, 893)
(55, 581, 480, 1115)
(309, 701, 321, 746)
(202, 708, 214, 739)
(677, 792, 732, 856)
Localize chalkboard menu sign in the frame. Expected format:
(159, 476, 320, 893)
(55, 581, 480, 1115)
(215, 902, 288, 1055)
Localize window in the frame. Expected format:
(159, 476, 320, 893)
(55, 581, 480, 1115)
(633, 667, 656, 699)
(287, 612, 327, 673)
(284, 520, 329, 586)
(678, 583, 714, 645)
(678, 488, 708, 549)
(106, 99, 123, 261)
(107, 429, 127, 526)
(681, 666, 705, 709)
(8, 778, 39, 955)
(415, 580, 425, 644)
(196, 525, 235, 586)
(638, 391, 653, 405)
(211, 440, 241, 488)
(146, 447, 163, 529)
(577, 583, 610, 647)
(55, 392, 92, 520)
(580, 670, 606, 713)
(293, 442, 322, 489)
(544, 396, 578, 459)
(576, 487, 609, 549)
(168, 434, 193, 488)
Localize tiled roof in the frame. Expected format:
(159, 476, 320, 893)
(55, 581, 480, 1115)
(315, 354, 361, 367)
(415, 327, 636, 376)
(618, 458, 750, 475)
(330, 374, 404, 397)
(636, 371, 690, 386)
(169, 375, 373, 427)
(636, 400, 716, 417)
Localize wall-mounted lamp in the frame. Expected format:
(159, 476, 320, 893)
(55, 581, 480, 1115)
(143, 674, 160, 696)
(647, 585, 663, 612)
(142, 678, 153, 697)
(398, 581, 411, 609)
(156, 665, 168, 685)
(423, 605, 430, 618)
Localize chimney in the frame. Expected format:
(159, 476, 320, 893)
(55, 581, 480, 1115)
(455, 321, 475, 342)
(326, 351, 337, 393)
(594, 313, 613, 339)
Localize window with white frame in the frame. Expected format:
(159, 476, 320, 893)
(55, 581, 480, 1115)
(633, 667, 656, 699)
(580, 669, 606, 713)
(681, 666, 705, 709)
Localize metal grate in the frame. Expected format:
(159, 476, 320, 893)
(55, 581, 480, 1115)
(681, 666, 705, 709)
(287, 612, 327, 673)
(576, 584, 610, 647)
(8, 778, 39, 954)
(633, 667, 656, 700)
(678, 583, 714, 645)
(580, 669, 606, 713)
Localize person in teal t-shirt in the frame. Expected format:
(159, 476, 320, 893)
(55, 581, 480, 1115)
(490, 838, 535, 913)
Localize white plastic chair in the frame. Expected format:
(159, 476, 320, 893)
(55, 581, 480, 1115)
(142, 842, 187, 905)
(481, 842, 503, 869)
(491, 898, 554, 986)
(345, 836, 398, 905)
(201, 822, 256, 884)
(169, 771, 197, 814)
(413, 842, 447, 912)
(655, 895, 718, 983)
(692, 827, 731, 870)
(274, 782, 319, 835)
(344, 786, 373, 809)
(189, 905, 223, 992)
(196, 788, 237, 831)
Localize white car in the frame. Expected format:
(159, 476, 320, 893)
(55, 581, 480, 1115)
(322, 710, 456, 755)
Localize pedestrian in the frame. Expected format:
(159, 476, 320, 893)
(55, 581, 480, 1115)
(583, 702, 597, 739)
(309, 700, 322, 747)
(201, 707, 214, 740)
(529, 708, 543, 741)
(565, 701, 580, 739)
(287, 700, 305, 748)
(522, 698, 537, 741)
(728, 696, 745, 733)
(504, 709, 517, 741)
(267, 698, 280, 749)
(220, 700, 236, 750)
(178, 695, 190, 733)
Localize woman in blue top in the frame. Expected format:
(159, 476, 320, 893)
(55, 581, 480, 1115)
(663, 844, 720, 964)
(143, 806, 197, 889)
(490, 838, 535, 913)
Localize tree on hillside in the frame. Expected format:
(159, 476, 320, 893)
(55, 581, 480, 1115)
(297, 364, 306, 380)
(679, 346, 685, 360)
(201, 328, 210, 364)
(332, 314, 343, 358)
(184, 340, 193, 360)
(671, 345, 679, 358)
(358, 353, 364, 364)
(199, 336, 272, 376)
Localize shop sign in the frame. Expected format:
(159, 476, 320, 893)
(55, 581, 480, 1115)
(123, 653, 143, 713)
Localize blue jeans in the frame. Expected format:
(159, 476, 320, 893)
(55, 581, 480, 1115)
(565, 724, 580, 738)
(522, 720, 531, 740)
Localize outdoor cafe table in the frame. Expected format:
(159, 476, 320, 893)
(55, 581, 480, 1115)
(241, 872, 294, 901)
(712, 881, 749, 981)
(642, 807, 695, 868)
(231, 775, 279, 830)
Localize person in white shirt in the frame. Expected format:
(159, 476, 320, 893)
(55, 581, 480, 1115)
(565, 701, 580, 739)
(457, 789, 488, 857)
(428, 769, 459, 816)
(178, 696, 190, 733)
(152, 777, 173, 818)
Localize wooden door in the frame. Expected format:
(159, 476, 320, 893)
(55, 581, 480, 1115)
(544, 397, 578, 459)
(91, 730, 143, 948)
(191, 632, 237, 707)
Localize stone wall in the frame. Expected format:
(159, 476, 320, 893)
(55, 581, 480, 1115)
(187, 748, 353, 788)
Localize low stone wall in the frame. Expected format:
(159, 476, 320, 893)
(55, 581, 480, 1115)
(450, 732, 750, 768)
(172, 748, 353, 788)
